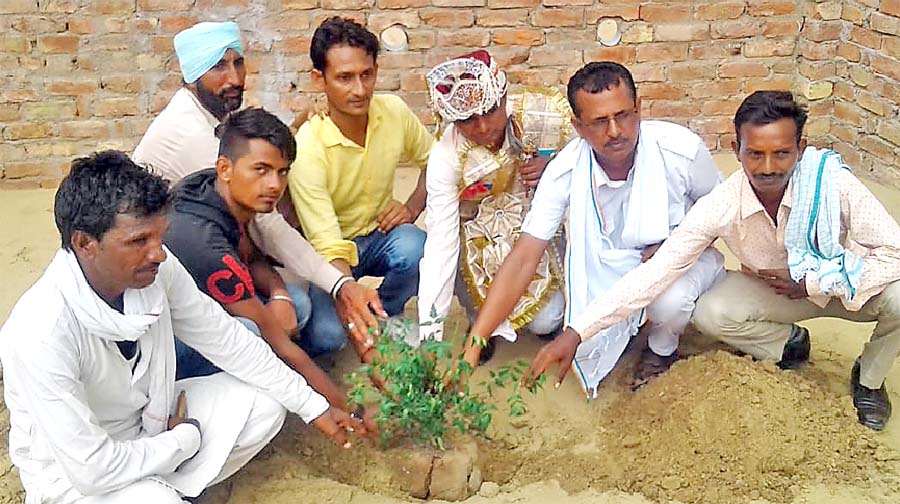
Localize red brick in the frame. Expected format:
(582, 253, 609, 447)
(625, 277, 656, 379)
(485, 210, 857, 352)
(639, 83, 687, 100)
(696, 1, 745, 20)
(585, 5, 640, 22)
(691, 80, 742, 98)
(275, 36, 311, 55)
(94, 98, 141, 117)
(649, 100, 701, 117)
(691, 42, 742, 59)
(379, 52, 424, 69)
(700, 98, 742, 116)
(407, 30, 436, 50)
(0, 104, 19, 122)
(506, 68, 560, 85)
(719, 62, 770, 78)
(492, 28, 544, 46)
(490, 46, 531, 66)
(476, 9, 529, 26)
(859, 136, 896, 162)
(630, 63, 666, 82)
(832, 124, 859, 144)
(437, 29, 491, 47)
(668, 61, 717, 81)
(47, 80, 98, 96)
(640, 5, 691, 22)
(879, 122, 900, 148)
(487, 0, 539, 7)
(583, 46, 636, 64)
(282, 0, 318, 7)
(799, 40, 837, 60)
(21, 101, 77, 120)
(320, 0, 372, 8)
(884, 0, 900, 17)
(83, 0, 135, 14)
(160, 15, 199, 33)
(101, 75, 144, 93)
(871, 54, 900, 80)
(421, 8, 475, 28)
(689, 116, 733, 134)
(837, 42, 861, 61)
(834, 101, 866, 127)
(542, 0, 591, 6)
(3, 123, 52, 140)
(532, 8, 584, 27)
(655, 23, 710, 41)
(137, 0, 192, 9)
(798, 60, 836, 80)
(850, 26, 883, 50)
(368, 11, 421, 31)
(635, 43, 688, 62)
(747, 0, 796, 16)
(858, 92, 890, 116)
(883, 35, 900, 58)
(743, 38, 796, 57)
(1, 88, 38, 103)
(712, 19, 761, 39)
(742, 75, 794, 93)
(763, 18, 801, 37)
(529, 47, 582, 66)
(841, 3, 864, 24)
(400, 71, 428, 91)
(433, 0, 485, 7)
(67, 18, 94, 34)
(37, 35, 80, 53)
(3, 162, 45, 180)
(0, 0, 36, 14)
(871, 13, 900, 36)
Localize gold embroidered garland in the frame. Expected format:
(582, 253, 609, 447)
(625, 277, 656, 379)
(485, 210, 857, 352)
(456, 86, 573, 329)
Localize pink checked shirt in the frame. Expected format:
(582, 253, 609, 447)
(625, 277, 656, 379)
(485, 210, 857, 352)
(571, 167, 900, 340)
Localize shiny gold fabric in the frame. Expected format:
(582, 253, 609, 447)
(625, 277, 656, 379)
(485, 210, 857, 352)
(457, 86, 573, 329)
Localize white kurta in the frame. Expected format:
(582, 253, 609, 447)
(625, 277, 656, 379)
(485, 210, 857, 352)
(132, 88, 344, 294)
(0, 250, 328, 503)
(522, 120, 724, 395)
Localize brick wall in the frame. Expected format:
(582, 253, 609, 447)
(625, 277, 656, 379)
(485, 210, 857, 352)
(0, 0, 896, 188)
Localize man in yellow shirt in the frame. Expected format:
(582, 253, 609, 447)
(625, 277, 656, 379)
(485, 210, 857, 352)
(290, 17, 432, 358)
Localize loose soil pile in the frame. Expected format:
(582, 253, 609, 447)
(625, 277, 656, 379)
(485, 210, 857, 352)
(213, 351, 899, 504)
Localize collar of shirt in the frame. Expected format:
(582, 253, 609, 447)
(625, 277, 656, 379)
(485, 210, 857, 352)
(738, 171, 794, 221)
(317, 99, 385, 149)
(181, 87, 220, 131)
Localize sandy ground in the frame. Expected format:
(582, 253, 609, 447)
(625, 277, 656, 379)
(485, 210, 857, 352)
(1, 155, 900, 504)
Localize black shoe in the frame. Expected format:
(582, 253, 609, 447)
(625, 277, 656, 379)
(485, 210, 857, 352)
(851, 359, 892, 431)
(536, 329, 560, 342)
(478, 336, 498, 365)
(776, 325, 810, 369)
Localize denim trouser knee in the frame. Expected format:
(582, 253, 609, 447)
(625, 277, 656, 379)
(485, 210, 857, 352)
(175, 284, 311, 380)
(301, 224, 425, 357)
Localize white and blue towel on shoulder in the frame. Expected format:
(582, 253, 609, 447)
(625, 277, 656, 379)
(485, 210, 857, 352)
(785, 146, 862, 301)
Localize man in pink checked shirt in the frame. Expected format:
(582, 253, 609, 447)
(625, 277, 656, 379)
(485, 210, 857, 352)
(527, 90, 900, 431)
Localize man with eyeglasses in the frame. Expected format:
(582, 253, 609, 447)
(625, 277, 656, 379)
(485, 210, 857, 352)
(463, 62, 724, 396)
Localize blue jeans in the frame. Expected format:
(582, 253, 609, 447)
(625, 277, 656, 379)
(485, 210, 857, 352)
(300, 223, 425, 357)
(175, 283, 312, 380)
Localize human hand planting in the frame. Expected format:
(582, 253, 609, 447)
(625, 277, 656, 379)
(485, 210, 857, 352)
(311, 406, 367, 448)
(526, 327, 580, 389)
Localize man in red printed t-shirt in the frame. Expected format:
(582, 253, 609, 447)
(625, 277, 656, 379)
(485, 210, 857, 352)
(165, 108, 352, 412)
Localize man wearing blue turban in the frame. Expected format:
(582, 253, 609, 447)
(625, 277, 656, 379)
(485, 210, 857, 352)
(134, 21, 386, 401)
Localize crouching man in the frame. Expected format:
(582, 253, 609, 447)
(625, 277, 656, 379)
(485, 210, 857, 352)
(0, 151, 361, 503)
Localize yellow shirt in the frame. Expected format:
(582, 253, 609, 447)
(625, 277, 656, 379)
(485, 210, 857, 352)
(289, 94, 433, 266)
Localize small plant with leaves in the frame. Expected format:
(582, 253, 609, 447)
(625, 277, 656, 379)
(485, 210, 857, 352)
(347, 313, 546, 450)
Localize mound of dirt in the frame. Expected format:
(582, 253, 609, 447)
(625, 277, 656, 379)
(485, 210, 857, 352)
(231, 351, 898, 504)
(487, 351, 898, 503)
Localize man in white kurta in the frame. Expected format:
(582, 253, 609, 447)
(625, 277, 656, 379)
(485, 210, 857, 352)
(418, 51, 566, 351)
(0, 151, 357, 503)
(132, 21, 383, 344)
(467, 62, 725, 395)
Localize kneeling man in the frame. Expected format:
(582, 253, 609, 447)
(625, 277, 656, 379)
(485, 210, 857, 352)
(0, 152, 360, 503)
(529, 91, 900, 431)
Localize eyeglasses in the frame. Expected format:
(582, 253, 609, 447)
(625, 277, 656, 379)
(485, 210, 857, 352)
(578, 108, 637, 132)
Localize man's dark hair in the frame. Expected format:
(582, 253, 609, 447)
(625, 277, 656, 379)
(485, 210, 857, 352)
(55, 151, 171, 250)
(734, 90, 808, 145)
(566, 61, 637, 117)
(215, 107, 297, 164)
(310, 16, 379, 72)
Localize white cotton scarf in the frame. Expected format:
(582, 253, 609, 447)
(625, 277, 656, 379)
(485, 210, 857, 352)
(48, 249, 175, 436)
(561, 133, 670, 397)
(785, 147, 862, 302)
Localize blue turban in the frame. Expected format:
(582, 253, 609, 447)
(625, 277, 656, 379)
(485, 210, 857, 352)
(174, 21, 244, 84)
